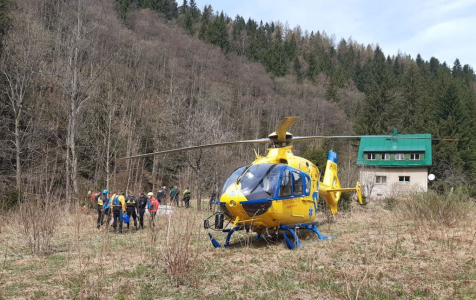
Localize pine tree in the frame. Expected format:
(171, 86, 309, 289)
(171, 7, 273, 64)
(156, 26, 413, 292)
(293, 57, 303, 83)
(262, 25, 288, 76)
(452, 58, 462, 78)
(179, 0, 188, 15)
(198, 5, 212, 41)
(183, 11, 194, 35)
(189, 0, 200, 20)
(399, 63, 424, 132)
(284, 32, 297, 61)
(432, 83, 468, 183)
(208, 11, 230, 52)
(355, 46, 397, 134)
(305, 52, 319, 82)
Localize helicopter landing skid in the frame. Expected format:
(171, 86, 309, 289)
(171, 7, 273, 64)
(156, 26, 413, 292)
(208, 226, 241, 248)
(280, 222, 335, 250)
(207, 222, 334, 249)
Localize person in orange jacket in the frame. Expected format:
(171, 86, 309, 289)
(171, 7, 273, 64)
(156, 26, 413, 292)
(147, 192, 159, 228)
(110, 190, 126, 233)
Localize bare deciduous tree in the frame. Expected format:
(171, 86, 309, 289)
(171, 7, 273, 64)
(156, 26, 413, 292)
(0, 13, 49, 202)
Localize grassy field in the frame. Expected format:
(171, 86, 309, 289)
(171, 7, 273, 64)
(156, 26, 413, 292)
(1, 198, 475, 300)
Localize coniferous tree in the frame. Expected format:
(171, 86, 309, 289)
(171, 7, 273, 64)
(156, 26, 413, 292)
(452, 58, 462, 78)
(355, 46, 397, 134)
(305, 52, 319, 82)
(262, 25, 287, 76)
(284, 32, 297, 61)
(293, 57, 303, 83)
(179, 0, 188, 15)
(183, 10, 194, 35)
(399, 63, 424, 132)
(208, 11, 230, 52)
(189, 0, 200, 20)
(198, 5, 212, 41)
(432, 83, 468, 183)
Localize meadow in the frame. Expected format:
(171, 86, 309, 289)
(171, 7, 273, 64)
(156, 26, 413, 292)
(1, 194, 475, 300)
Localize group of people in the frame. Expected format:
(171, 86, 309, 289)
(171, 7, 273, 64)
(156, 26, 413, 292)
(156, 186, 191, 208)
(94, 186, 192, 233)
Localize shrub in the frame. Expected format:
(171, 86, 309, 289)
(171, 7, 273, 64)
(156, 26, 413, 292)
(338, 192, 352, 212)
(19, 197, 60, 255)
(384, 197, 398, 211)
(398, 186, 474, 227)
(162, 209, 200, 284)
(1, 188, 20, 211)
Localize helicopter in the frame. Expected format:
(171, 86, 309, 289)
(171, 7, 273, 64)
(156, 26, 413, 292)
(119, 117, 365, 249)
(202, 117, 364, 249)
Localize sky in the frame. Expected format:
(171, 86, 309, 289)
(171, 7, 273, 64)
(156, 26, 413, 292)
(195, 0, 476, 68)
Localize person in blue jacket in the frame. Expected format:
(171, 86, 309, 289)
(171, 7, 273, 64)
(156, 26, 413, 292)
(103, 193, 111, 227)
(96, 189, 109, 229)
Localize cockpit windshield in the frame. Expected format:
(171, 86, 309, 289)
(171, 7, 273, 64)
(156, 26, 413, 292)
(220, 165, 248, 197)
(239, 163, 282, 200)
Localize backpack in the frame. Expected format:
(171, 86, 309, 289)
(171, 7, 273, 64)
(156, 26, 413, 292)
(112, 196, 120, 206)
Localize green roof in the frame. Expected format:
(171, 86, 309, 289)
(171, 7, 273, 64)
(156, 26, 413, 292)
(356, 131, 432, 167)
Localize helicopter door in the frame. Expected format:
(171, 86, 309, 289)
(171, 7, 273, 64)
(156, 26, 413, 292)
(292, 171, 303, 196)
(278, 168, 292, 197)
(304, 175, 311, 195)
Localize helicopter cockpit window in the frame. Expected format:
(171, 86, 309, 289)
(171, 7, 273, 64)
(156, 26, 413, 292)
(239, 164, 281, 200)
(293, 171, 303, 195)
(305, 176, 311, 194)
(221, 165, 248, 197)
(279, 168, 292, 197)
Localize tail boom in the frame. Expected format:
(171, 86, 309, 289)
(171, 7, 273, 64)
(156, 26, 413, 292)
(319, 151, 363, 214)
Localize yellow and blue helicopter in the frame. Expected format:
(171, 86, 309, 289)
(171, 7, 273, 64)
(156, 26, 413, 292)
(203, 117, 363, 249)
(119, 117, 363, 249)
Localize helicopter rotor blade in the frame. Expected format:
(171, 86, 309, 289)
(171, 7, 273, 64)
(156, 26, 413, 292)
(291, 135, 459, 142)
(276, 117, 300, 143)
(117, 138, 271, 162)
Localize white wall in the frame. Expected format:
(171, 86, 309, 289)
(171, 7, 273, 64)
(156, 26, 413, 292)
(359, 167, 428, 199)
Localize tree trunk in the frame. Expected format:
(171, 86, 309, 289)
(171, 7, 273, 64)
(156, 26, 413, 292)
(15, 114, 21, 203)
(106, 107, 113, 191)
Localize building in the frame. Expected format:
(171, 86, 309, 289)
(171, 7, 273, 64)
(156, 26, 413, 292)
(356, 129, 432, 199)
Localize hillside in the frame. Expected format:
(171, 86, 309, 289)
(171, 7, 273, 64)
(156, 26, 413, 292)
(0, 0, 475, 207)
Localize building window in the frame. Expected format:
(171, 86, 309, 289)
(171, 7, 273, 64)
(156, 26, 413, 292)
(366, 153, 376, 160)
(410, 153, 420, 160)
(381, 153, 390, 160)
(399, 176, 410, 183)
(376, 176, 387, 184)
(395, 153, 405, 160)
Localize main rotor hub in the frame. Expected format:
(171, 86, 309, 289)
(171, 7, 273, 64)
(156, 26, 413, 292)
(268, 131, 293, 147)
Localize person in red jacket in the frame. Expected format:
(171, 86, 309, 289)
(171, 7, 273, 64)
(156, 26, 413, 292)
(147, 192, 159, 228)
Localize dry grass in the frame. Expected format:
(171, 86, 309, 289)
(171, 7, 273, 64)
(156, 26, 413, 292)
(0, 198, 475, 300)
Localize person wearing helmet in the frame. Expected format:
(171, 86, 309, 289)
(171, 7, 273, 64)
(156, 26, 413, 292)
(96, 189, 109, 229)
(103, 192, 112, 225)
(183, 187, 191, 208)
(156, 185, 167, 205)
(125, 191, 138, 231)
(110, 190, 126, 233)
(137, 192, 148, 229)
(147, 192, 159, 228)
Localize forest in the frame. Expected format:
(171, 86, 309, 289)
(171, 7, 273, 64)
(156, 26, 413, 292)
(1, 0, 475, 210)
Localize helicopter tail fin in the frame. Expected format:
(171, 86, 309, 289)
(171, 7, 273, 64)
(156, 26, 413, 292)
(320, 151, 362, 214)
